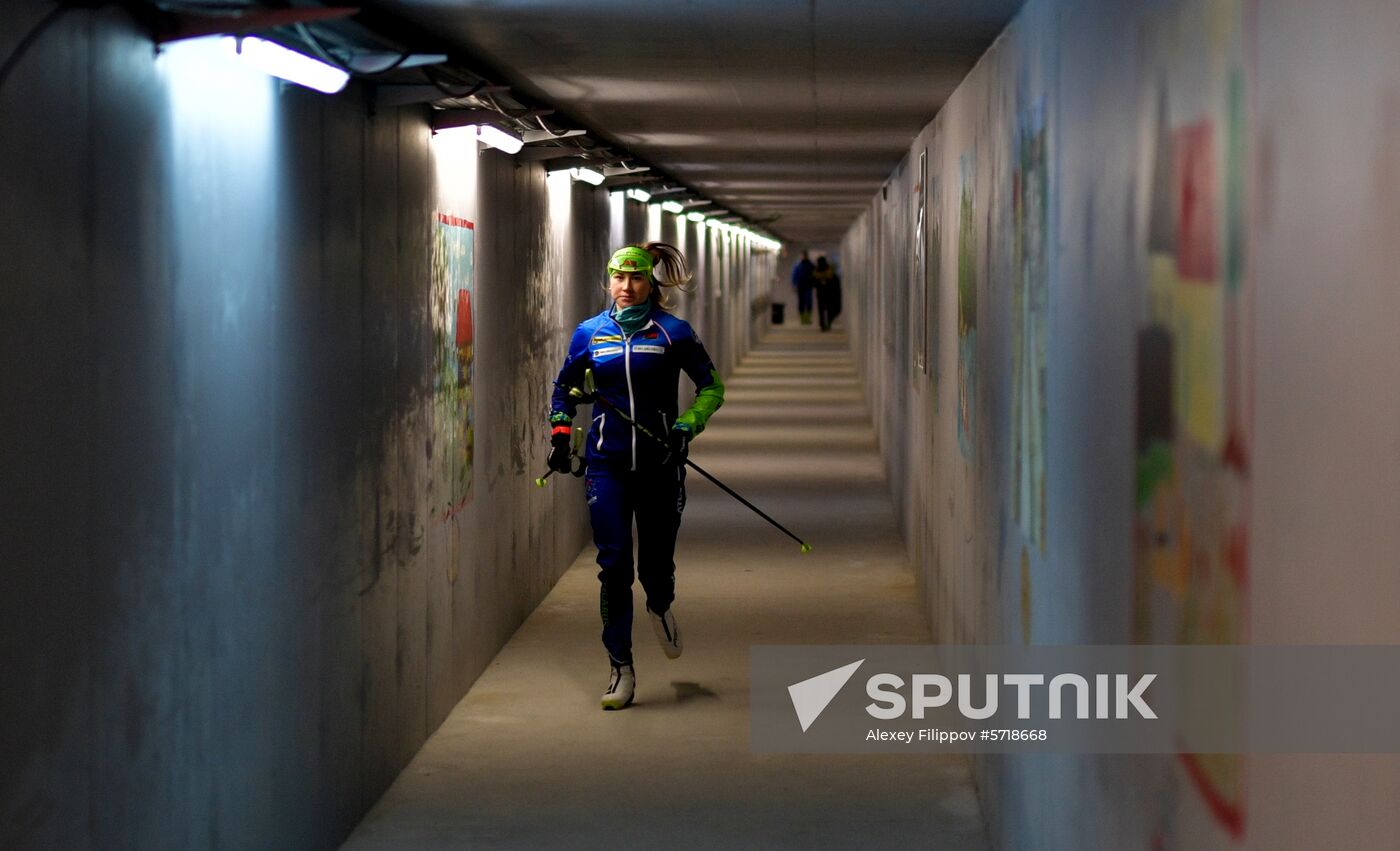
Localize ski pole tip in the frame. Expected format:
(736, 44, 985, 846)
(800, 542, 812, 554)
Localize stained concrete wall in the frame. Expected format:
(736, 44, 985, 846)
(843, 1, 1400, 848)
(0, 5, 768, 847)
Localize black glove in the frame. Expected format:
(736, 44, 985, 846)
(547, 429, 573, 473)
(665, 427, 691, 466)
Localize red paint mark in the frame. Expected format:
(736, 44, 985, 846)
(455, 289, 473, 347)
(1175, 121, 1219, 281)
(1226, 524, 1248, 588)
(440, 494, 471, 522)
(436, 213, 475, 229)
(1222, 426, 1248, 473)
(1178, 752, 1246, 840)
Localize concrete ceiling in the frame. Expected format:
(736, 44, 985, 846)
(370, 0, 1024, 247)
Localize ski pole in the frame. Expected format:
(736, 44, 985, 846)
(535, 426, 587, 486)
(534, 457, 587, 487)
(560, 377, 812, 554)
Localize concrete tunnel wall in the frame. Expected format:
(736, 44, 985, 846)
(843, 0, 1400, 849)
(0, 6, 771, 847)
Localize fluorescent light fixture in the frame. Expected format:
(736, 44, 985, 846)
(476, 124, 523, 154)
(571, 167, 605, 186)
(221, 36, 349, 94)
(661, 200, 684, 214)
(626, 188, 651, 203)
(432, 124, 477, 147)
(687, 211, 706, 222)
(432, 123, 522, 154)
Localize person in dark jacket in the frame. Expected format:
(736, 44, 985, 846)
(791, 250, 815, 325)
(813, 255, 842, 331)
(548, 242, 725, 709)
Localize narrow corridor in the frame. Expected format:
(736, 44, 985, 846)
(342, 326, 988, 849)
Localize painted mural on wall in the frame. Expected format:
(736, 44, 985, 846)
(956, 152, 978, 460)
(1011, 99, 1049, 553)
(1132, 0, 1252, 839)
(431, 213, 476, 520)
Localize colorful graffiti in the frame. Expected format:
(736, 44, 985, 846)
(1012, 99, 1049, 552)
(957, 152, 978, 460)
(1132, 0, 1252, 838)
(431, 213, 476, 520)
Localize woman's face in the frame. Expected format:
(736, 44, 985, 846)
(609, 271, 652, 307)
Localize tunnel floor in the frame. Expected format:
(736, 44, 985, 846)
(342, 325, 988, 849)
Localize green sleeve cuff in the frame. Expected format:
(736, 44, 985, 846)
(675, 370, 725, 435)
(549, 411, 573, 425)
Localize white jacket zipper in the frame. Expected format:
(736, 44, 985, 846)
(615, 316, 650, 471)
(623, 330, 638, 470)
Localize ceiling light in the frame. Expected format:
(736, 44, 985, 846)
(687, 211, 706, 222)
(434, 123, 524, 155)
(222, 36, 349, 94)
(475, 124, 523, 154)
(661, 200, 684, 214)
(571, 167, 605, 186)
(626, 188, 651, 203)
(432, 125, 476, 144)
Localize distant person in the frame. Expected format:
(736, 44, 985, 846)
(813, 256, 842, 331)
(791, 250, 815, 325)
(547, 242, 725, 710)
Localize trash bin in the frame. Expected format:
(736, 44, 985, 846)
(770, 303, 785, 324)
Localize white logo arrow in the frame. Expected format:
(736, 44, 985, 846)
(788, 659, 865, 732)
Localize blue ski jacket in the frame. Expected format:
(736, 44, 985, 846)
(550, 305, 724, 470)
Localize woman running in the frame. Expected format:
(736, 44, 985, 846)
(547, 242, 725, 709)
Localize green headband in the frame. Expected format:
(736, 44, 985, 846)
(607, 246, 654, 277)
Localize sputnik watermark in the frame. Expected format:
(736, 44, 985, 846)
(863, 672, 1156, 720)
(753, 645, 1400, 754)
(788, 662, 1155, 734)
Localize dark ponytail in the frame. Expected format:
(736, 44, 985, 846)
(643, 241, 693, 308)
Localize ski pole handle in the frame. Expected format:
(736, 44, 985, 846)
(563, 378, 812, 553)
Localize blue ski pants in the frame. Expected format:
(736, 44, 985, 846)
(585, 462, 687, 666)
(796, 281, 815, 315)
